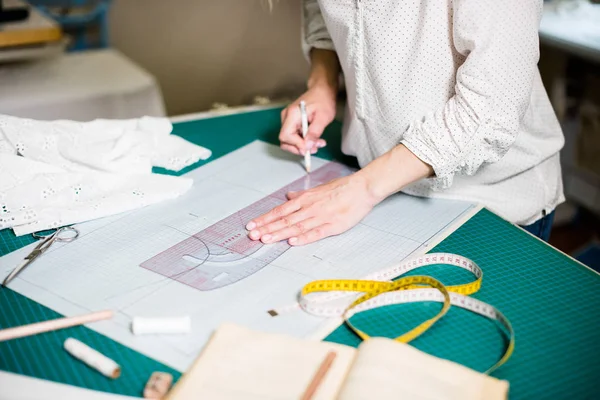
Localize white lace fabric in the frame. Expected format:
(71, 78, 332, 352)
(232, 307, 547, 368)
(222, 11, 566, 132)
(0, 115, 211, 236)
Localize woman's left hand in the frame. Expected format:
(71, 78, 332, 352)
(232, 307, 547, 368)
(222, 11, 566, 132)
(246, 174, 379, 246)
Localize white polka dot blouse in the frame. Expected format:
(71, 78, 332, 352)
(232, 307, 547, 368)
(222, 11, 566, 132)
(301, 0, 565, 226)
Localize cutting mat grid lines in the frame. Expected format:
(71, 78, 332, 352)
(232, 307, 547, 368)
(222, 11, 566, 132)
(0, 229, 38, 255)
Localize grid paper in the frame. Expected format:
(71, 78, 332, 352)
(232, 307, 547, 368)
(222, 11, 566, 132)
(0, 140, 474, 374)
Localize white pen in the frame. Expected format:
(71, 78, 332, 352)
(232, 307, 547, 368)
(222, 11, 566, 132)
(299, 100, 311, 173)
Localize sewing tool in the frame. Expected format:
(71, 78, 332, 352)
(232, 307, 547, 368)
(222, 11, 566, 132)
(270, 253, 514, 374)
(64, 337, 121, 379)
(300, 100, 311, 173)
(0, 310, 113, 342)
(2, 226, 79, 287)
(140, 162, 353, 291)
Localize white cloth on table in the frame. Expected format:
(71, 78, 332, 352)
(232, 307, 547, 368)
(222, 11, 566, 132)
(0, 114, 211, 236)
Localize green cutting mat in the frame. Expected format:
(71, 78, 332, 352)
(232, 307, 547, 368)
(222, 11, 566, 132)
(1, 107, 600, 399)
(326, 209, 600, 399)
(0, 228, 37, 256)
(0, 289, 181, 396)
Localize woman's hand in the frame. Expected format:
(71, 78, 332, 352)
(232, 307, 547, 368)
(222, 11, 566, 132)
(246, 144, 435, 246)
(279, 84, 337, 156)
(246, 173, 379, 246)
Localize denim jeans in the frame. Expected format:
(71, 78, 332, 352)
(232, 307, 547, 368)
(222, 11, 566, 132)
(520, 211, 555, 242)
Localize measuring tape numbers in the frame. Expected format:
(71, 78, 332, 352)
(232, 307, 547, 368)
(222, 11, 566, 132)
(268, 253, 514, 374)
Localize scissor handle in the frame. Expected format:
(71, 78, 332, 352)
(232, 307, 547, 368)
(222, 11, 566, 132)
(29, 227, 79, 256)
(53, 226, 79, 242)
(32, 226, 79, 243)
(2, 226, 80, 287)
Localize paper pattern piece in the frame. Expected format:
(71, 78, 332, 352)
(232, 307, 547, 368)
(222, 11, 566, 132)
(0, 141, 476, 372)
(140, 162, 354, 291)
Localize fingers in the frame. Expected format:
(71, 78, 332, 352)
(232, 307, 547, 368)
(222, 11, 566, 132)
(282, 140, 324, 155)
(245, 190, 335, 245)
(279, 106, 304, 152)
(286, 191, 301, 200)
(247, 209, 335, 246)
(247, 208, 311, 240)
(281, 144, 300, 155)
(245, 200, 302, 232)
(258, 217, 322, 244)
(289, 224, 333, 246)
(306, 113, 330, 143)
(279, 102, 329, 155)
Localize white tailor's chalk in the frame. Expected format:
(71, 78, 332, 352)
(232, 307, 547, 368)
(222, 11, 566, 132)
(64, 338, 121, 379)
(131, 316, 191, 335)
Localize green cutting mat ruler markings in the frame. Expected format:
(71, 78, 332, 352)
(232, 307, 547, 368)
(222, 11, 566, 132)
(1, 108, 600, 399)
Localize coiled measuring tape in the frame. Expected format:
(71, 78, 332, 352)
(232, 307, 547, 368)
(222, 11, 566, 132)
(268, 253, 514, 374)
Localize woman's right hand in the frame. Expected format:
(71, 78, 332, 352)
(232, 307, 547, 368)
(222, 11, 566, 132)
(279, 83, 337, 156)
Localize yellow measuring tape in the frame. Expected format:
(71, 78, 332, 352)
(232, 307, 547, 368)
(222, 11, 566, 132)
(297, 253, 514, 374)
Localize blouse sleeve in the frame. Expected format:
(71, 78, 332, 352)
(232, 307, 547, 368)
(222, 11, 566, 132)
(301, 0, 336, 62)
(400, 0, 543, 190)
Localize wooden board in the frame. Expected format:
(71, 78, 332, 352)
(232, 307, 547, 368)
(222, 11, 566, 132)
(0, 0, 61, 48)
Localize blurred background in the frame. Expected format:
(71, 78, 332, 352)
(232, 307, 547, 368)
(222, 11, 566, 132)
(0, 0, 598, 265)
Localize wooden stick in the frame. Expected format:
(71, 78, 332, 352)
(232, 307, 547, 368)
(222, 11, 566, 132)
(300, 351, 337, 400)
(0, 310, 113, 342)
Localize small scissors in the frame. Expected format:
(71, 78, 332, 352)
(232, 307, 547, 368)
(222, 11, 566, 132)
(2, 226, 79, 287)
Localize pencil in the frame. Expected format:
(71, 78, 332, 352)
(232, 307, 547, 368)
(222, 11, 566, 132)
(0, 310, 113, 342)
(300, 351, 337, 400)
(300, 100, 311, 173)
